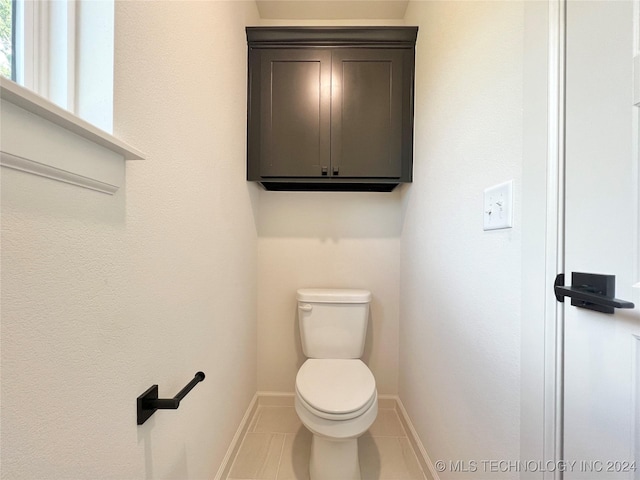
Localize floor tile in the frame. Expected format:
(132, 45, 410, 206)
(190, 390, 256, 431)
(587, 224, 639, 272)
(377, 397, 397, 409)
(398, 437, 426, 480)
(359, 434, 426, 480)
(228, 432, 285, 480)
(367, 408, 407, 437)
(253, 406, 302, 434)
(276, 427, 312, 480)
(227, 404, 426, 480)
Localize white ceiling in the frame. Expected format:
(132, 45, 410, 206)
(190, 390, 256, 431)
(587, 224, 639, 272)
(255, 1, 410, 20)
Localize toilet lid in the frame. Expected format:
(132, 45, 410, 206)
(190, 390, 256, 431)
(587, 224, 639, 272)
(296, 359, 376, 415)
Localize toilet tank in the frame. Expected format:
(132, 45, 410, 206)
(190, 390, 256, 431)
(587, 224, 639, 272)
(297, 288, 371, 359)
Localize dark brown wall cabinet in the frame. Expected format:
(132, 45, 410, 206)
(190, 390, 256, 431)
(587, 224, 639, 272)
(246, 27, 418, 192)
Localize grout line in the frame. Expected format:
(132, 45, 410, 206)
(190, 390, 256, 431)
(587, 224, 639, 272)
(273, 432, 287, 480)
(400, 436, 429, 480)
(215, 393, 260, 480)
(225, 432, 246, 480)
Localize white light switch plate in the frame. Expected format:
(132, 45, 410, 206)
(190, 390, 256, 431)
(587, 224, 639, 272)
(483, 180, 513, 230)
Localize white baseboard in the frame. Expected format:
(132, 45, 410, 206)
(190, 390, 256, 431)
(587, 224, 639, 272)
(256, 391, 295, 406)
(212, 393, 259, 480)
(214, 392, 439, 480)
(395, 396, 441, 480)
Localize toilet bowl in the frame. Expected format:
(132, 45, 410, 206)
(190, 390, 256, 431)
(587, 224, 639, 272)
(294, 287, 377, 480)
(296, 358, 377, 430)
(295, 359, 378, 480)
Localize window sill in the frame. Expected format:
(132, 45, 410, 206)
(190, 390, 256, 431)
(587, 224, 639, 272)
(0, 78, 144, 194)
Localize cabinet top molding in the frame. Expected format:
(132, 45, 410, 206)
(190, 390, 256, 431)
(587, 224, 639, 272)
(246, 26, 418, 47)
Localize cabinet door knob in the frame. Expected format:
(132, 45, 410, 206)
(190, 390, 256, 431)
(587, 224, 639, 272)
(333, 166, 340, 175)
(321, 166, 328, 176)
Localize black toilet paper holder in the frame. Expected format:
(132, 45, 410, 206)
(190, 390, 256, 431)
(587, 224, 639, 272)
(137, 372, 205, 425)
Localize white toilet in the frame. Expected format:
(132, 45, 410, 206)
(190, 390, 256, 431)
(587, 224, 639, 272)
(294, 288, 378, 480)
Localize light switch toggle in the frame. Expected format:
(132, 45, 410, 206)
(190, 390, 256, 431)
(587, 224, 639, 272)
(483, 180, 513, 231)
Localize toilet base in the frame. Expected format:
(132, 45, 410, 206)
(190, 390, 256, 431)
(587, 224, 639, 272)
(309, 434, 360, 480)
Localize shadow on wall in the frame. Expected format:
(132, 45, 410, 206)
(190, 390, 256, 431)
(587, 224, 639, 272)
(247, 181, 262, 238)
(294, 305, 305, 368)
(139, 423, 189, 480)
(362, 307, 374, 366)
(257, 190, 403, 239)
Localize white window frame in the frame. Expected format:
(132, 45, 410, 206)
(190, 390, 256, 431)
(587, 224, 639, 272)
(1, 1, 143, 194)
(13, 0, 113, 132)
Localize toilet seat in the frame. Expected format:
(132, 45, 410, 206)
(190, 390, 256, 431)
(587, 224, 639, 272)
(295, 359, 376, 420)
(296, 386, 377, 421)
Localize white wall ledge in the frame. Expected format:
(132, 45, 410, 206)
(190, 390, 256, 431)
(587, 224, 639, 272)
(0, 152, 119, 195)
(0, 78, 144, 194)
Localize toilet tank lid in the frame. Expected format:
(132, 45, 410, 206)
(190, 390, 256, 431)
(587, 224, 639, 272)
(297, 288, 371, 303)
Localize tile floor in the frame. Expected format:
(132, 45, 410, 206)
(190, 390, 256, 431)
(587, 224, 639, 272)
(226, 403, 427, 480)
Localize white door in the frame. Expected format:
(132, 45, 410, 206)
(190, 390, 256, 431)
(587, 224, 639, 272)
(563, 1, 640, 479)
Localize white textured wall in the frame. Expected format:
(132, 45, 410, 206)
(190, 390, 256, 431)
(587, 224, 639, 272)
(0, 1, 260, 479)
(400, 1, 523, 477)
(257, 192, 401, 394)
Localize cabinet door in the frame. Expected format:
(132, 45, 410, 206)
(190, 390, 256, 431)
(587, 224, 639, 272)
(259, 49, 331, 177)
(331, 49, 405, 178)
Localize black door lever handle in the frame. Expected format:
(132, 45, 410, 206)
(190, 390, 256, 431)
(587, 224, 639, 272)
(554, 273, 635, 314)
(554, 285, 634, 309)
